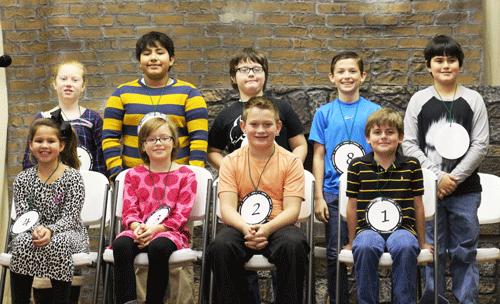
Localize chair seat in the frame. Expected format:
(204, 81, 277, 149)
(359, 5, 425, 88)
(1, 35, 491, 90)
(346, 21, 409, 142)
(103, 248, 198, 269)
(0, 252, 93, 268)
(476, 247, 500, 263)
(338, 248, 433, 268)
(244, 254, 277, 271)
(314, 247, 327, 261)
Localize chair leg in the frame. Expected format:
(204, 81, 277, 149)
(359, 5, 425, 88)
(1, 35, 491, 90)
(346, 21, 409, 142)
(0, 267, 7, 304)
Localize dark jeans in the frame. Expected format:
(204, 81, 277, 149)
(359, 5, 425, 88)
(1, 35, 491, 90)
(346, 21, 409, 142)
(206, 225, 309, 304)
(323, 192, 349, 304)
(10, 271, 71, 304)
(113, 236, 177, 304)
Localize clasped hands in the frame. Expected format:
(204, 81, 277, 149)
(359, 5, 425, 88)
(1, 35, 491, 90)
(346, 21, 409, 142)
(32, 226, 52, 247)
(133, 223, 155, 249)
(243, 224, 270, 250)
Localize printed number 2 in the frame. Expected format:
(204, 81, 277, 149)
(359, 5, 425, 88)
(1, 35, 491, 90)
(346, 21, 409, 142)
(252, 203, 260, 216)
(381, 210, 389, 223)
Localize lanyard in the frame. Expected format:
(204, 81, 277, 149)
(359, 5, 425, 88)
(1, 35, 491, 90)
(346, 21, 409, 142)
(148, 162, 173, 209)
(434, 85, 457, 126)
(60, 106, 82, 121)
(248, 145, 275, 192)
(28, 163, 60, 211)
(146, 83, 168, 114)
(337, 99, 360, 143)
(376, 163, 394, 199)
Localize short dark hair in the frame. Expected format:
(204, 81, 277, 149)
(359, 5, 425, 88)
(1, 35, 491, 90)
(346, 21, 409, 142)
(136, 31, 175, 65)
(330, 51, 364, 74)
(229, 47, 268, 91)
(424, 35, 464, 68)
(242, 96, 279, 123)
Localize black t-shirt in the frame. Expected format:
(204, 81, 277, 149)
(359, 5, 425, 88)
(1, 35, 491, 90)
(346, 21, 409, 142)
(208, 97, 305, 153)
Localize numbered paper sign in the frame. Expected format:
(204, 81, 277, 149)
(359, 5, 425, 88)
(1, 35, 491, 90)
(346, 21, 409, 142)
(365, 198, 402, 234)
(145, 206, 171, 226)
(11, 210, 40, 235)
(77, 146, 93, 171)
(434, 123, 470, 160)
(238, 191, 273, 225)
(332, 141, 366, 174)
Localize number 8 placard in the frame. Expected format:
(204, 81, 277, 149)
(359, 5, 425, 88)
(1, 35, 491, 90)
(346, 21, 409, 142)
(238, 191, 273, 225)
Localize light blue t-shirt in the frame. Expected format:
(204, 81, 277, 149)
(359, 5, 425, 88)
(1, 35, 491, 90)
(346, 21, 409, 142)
(309, 97, 381, 194)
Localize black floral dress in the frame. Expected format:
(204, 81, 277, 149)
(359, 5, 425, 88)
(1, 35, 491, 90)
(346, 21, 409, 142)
(9, 166, 89, 282)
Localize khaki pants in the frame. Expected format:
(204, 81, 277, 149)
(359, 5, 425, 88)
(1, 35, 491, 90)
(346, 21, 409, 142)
(136, 221, 195, 304)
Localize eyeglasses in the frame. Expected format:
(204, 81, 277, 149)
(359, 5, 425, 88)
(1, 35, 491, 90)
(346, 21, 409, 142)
(236, 67, 264, 74)
(145, 136, 173, 145)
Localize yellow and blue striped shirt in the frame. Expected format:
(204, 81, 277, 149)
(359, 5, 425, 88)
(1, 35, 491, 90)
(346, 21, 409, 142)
(103, 78, 208, 178)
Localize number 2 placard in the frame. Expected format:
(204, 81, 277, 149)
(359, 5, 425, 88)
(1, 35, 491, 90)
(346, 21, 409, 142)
(238, 191, 273, 225)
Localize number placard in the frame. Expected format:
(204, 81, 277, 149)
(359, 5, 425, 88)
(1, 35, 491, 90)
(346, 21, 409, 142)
(332, 141, 366, 174)
(365, 198, 402, 234)
(145, 206, 171, 226)
(435, 123, 470, 160)
(238, 191, 273, 225)
(77, 146, 93, 171)
(11, 210, 40, 235)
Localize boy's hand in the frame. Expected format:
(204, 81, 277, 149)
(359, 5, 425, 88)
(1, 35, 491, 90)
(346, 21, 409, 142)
(438, 173, 458, 198)
(244, 224, 269, 250)
(421, 242, 434, 254)
(314, 198, 329, 223)
(342, 243, 352, 251)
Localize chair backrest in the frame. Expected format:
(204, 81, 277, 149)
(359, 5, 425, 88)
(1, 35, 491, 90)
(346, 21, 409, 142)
(113, 166, 213, 221)
(421, 168, 437, 221)
(80, 171, 110, 226)
(477, 173, 500, 224)
(214, 170, 313, 223)
(339, 168, 437, 221)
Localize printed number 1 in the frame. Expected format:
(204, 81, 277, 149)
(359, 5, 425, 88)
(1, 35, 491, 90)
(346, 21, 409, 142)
(252, 203, 260, 216)
(381, 210, 389, 223)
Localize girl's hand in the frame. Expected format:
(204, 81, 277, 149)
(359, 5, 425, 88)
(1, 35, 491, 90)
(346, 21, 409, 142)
(133, 224, 155, 249)
(32, 226, 52, 247)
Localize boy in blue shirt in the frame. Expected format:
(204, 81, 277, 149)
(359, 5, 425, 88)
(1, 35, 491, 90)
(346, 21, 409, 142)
(309, 51, 380, 303)
(345, 108, 433, 304)
(403, 35, 489, 303)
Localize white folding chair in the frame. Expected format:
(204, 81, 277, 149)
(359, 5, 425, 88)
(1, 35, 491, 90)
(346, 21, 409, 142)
(209, 170, 315, 304)
(335, 168, 438, 303)
(476, 173, 500, 262)
(102, 165, 212, 304)
(0, 170, 109, 304)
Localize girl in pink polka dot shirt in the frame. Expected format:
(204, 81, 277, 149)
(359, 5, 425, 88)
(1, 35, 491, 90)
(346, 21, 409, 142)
(112, 116, 197, 304)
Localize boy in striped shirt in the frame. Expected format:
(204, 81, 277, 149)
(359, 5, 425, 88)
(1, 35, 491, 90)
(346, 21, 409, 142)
(345, 108, 433, 304)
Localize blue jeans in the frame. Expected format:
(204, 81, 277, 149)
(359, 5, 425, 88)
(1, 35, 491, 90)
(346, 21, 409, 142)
(420, 192, 481, 304)
(352, 229, 420, 304)
(323, 192, 349, 303)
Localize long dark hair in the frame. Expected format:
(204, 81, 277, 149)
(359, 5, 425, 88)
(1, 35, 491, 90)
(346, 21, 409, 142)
(28, 115, 81, 169)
